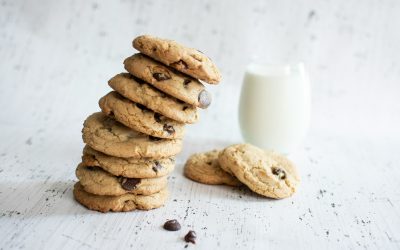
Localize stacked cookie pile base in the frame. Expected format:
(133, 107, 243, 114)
(184, 144, 300, 199)
(73, 35, 221, 212)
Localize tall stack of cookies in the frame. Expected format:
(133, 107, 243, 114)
(73, 35, 221, 212)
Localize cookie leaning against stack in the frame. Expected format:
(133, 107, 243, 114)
(184, 144, 300, 199)
(73, 35, 221, 212)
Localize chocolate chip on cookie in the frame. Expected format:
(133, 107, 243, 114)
(119, 177, 141, 191)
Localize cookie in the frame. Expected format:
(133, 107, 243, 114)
(109, 73, 199, 124)
(133, 35, 221, 84)
(82, 145, 175, 178)
(76, 163, 168, 196)
(73, 182, 168, 212)
(99, 91, 185, 139)
(124, 53, 211, 108)
(82, 112, 182, 158)
(184, 150, 241, 186)
(218, 144, 300, 199)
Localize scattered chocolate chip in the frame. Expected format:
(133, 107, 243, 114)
(152, 161, 162, 172)
(183, 79, 191, 86)
(163, 219, 181, 231)
(163, 124, 175, 135)
(153, 72, 171, 81)
(119, 177, 141, 190)
(198, 90, 211, 109)
(149, 136, 162, 141)
(272, 167, 286, 179)
(171, 60, 188, 69)
(136, 103, 150, 111)
(154, 113, 162, 123)
(184, 230, 197, 244)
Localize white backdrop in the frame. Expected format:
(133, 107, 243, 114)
(1, 0, 400, 249)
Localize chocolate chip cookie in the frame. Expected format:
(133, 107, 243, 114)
(184, 150, 241, 186)
(82, 112, 182, 158)
(76, 163, 167, 196)
(73, 182, 168, 212)
(99, 91, 185, 139)
(218, 144, 300, 199)
(82, 145, 174, 178)
(109, 73, 199, 124)
(133, 35, 221, 84)
(124, 53, 211, 108)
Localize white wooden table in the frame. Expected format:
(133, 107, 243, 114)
(1, 0, 400, 249)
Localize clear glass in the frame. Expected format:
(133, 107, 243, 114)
(238, 62, 311, 154)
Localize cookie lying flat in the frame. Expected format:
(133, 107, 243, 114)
(76, 163, 167, 196)
(99, 91, 185, 139)
(124, 53, 211, 108)
(109, 73, 199, 124)
(82, 112, 182, 158)
(82, 145, 174, 178)
(184, 150, 241, 186)
(73, 182, 168, 212)
(218, 144, 300, 199)
(133, 35, 221, 84)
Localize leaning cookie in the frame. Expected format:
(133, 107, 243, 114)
(73, 182, 168, 212)
(109, 73, 199, 124)
(76, 163, 167, 196)
(82, 146, 175, 178)
(99, 91, 185, 139)
(133, 35, 221, 84)
(124, 53, 211, 108)
(184, 150, 241, 186)
(218, 144, 300, 199)
(82, 112, 182, 158)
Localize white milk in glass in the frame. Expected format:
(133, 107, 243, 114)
(239, 63, 311, 154)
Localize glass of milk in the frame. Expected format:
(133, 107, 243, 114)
(239, 62, 311, 154)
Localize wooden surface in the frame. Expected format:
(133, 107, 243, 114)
(1, 0, 400, 249)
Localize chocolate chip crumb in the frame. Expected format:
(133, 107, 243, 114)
(272, 167, 286, 179)
(184, 230, 196, 244)
(163, 219, 181, 231)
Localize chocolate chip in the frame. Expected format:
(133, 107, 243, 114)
(152, 161, 162, 172)
(163, 219, 181, 231)
(154, 113, 162, 123)
(163, 124, 175, 135)
(136, 103, 150, 111)
(183, 79, 191, 86)
(149, 136, 161, 141)
(119, 177, 141, 190)
(206, 161, 212, 165)
(184, 230, 197, 244)
(198, 90, 211, 109)
(171, 60, 188, 69)
(272, 167, 286, 179)
(153, 72, 171, 81)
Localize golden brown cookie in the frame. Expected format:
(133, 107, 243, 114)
(82, 112, 182, 158)
(124, 53, 211, 108)
(99, 91, 185, 139)
(218, 144, 300, 199)
(133, 35, 221, 84)
(82, 145, 175, 178)
(75, 163, 168, 196)
(73, 182, 168, 212)
(108, 73, 199, 124)
(184, 150, 241, 186)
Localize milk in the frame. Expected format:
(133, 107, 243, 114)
(239, 63, 311, 154)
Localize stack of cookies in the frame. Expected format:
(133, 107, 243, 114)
(73, 35, 221, 212)
(184, 144, 300, 199)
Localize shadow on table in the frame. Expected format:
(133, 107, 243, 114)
(0, 180, 94, 218)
